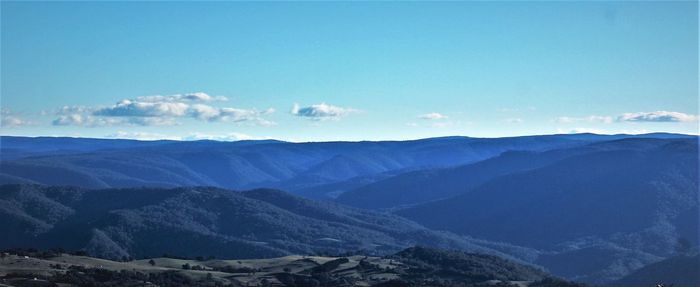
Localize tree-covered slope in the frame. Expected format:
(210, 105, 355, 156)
(396, 138, 699, 283)
(337, 137, 695, 209)
(0, 184, 503, 261)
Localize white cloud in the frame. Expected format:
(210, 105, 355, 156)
(418, 112, 448, 120)
(617, 111, 698, 123)
(189, 104, 222, 120)
(53, 114, 91, 126)
(291, 103, 358, 121)
(55, 106, 96, 115)
(1, 108, 32, 127)
(189, 105, 276, 126)
(52, 114, 176, 127)
(94, 100, 189, 117)
(52, 92, 274, 127)
(1, 116, 30, 127)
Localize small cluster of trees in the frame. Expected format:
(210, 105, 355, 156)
(181, 263, 208, 271)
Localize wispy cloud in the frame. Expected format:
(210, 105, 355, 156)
(617, 111, 698, 123)
(418, 112, 448, 120)
(291, 103, 358, 121)
(52, 92, 275, 127)
(556, 111, 698, 124)
(1, 108, 32, 127)
(52, 114, 177, 127)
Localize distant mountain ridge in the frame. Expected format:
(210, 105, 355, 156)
(0, 133, 692, 194)
(337, 136, 698, 209)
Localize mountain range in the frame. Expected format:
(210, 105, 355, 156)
(0, 133, 697, 285)
(1, 133, 689, 192)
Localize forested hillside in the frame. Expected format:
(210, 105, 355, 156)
(0, 184, 505, 261)
(396, 138, 699, 283)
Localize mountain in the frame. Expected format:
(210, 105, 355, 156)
(0, 184, 512, 261)
(337, 148, 585, 209)
(0, 136, 166, 158)
(604, 253, 699, 287)
(1, 134, 690, 195)
(337, 136, 698, 209)
(395, 138, 699, 284)
(0, 247, 585, 287)
(1, 134, 696, 285)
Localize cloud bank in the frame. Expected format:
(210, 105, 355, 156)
(53, 92, 275, 127)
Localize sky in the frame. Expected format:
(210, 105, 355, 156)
(1, 1, 698, 142)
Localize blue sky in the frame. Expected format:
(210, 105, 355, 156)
(1, 1, 697, 141)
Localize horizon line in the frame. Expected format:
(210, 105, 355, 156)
(0, 132, 697, 144)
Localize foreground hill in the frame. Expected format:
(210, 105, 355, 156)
(396, 138, 699, 284)
(0, 184, 508, 261)
(0, 134, 683, 193)
(0, 247, 585, 287)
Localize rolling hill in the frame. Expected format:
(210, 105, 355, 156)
(0, 247, 585, 287)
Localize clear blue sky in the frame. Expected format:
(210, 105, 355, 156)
(1, 1, 697, 141)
